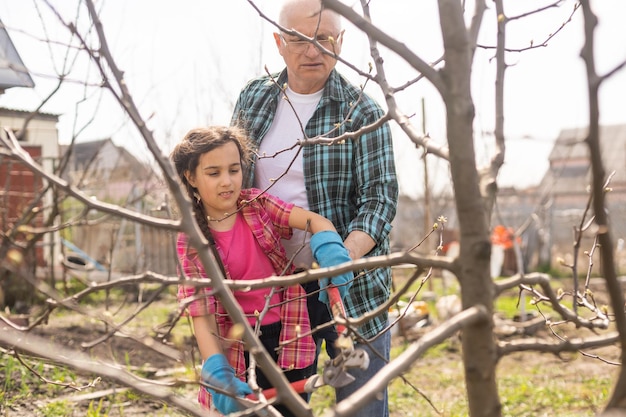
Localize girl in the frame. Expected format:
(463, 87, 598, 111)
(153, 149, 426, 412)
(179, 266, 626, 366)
(171, 126, 352, 416)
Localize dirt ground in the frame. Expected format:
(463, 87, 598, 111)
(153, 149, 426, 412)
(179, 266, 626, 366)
(1, 296, 197, 417)
(0, 288, 622, 417)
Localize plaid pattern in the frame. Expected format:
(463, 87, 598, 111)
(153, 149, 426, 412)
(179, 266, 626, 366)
(177, 189, 316, 408)
(232, 69, 399, 339)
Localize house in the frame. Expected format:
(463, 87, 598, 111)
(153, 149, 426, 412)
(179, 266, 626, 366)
(60, 138, 157, 203)
(0, 22, 61, 311)
(540, 124, 626, 200)
(0, 108, 60, 267)
(0, 21, 60, 268)
(534, 124, 626, 273)
(391, 124, 626, 276)
(59, 138, 175, 275)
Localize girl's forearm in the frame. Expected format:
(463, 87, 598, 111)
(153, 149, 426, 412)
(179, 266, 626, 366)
(192, 315, 222, 360)
(290, 206, 335, 234)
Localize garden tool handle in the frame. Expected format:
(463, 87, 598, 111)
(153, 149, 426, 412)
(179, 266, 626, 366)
(245, 378, 308, 401)
(327, 285, 347, 335)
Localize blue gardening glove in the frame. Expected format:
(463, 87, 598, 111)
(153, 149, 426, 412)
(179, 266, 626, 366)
(201, 353, 252, 415)
(310, 230, 353, 305)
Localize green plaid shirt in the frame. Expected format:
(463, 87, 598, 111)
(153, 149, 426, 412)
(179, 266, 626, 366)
(231, 68, 398, 339)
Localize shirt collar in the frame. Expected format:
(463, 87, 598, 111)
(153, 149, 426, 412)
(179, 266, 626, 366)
(271, 68, 345, 103)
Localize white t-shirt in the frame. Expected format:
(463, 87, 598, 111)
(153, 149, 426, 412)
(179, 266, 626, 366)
(254, 86, 323, 269)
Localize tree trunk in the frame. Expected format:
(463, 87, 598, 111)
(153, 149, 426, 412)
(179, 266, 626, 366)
(438, 0, 501, 415)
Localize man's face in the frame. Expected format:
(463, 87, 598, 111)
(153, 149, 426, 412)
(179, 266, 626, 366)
(274, 10, 343, 94)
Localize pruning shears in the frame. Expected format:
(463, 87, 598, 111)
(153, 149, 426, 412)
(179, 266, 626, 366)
(245, 284, 369, 402)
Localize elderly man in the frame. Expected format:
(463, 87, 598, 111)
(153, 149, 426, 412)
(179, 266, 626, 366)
(232, 0, 398, 415)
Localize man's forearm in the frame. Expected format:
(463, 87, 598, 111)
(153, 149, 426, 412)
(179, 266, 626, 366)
(343, 230, 376, 259)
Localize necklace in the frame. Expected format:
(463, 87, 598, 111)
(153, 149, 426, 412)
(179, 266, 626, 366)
(207, 212, 230, 222)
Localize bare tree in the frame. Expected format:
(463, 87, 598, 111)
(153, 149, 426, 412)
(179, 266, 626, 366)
(1, 1, 626, 416)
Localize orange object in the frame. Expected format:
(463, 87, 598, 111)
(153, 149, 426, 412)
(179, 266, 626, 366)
(491, 225, 518, 249)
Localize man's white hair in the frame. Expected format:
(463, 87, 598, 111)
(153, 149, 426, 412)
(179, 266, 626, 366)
(278, 0, 342, 33)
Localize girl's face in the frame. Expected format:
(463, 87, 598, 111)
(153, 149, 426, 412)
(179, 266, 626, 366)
(185, 141, 243, 221)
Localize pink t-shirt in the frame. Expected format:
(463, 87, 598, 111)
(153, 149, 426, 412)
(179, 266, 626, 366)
(211, 212, 281, 326)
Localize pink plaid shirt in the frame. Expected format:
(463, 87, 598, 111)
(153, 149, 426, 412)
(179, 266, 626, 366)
(177, 189, 316, 407)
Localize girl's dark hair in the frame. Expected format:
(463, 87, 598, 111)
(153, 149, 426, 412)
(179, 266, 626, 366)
(170, 126, 253, 242)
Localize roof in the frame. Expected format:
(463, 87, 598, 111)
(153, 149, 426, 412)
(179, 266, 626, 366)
(0, 106, 59, 121)
(60, 138, 149, 176)
(0, 20, 34, 91)
(65, 138, 111, 167)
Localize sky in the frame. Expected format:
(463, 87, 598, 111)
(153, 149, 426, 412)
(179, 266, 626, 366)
(0, 0, 625, 199)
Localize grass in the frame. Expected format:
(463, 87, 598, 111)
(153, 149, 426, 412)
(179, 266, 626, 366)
(379, 343, 614, 417)
(497, 361, 612, 417)
(1, 354, 80, 415)
(40, 401, 73, 417)
(1, 272, 618, 416)
(381, 268, 616, 416)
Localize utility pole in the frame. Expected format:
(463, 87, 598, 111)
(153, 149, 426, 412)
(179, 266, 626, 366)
(421, 98, 433, 292)
(422, 98, 431, 244)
